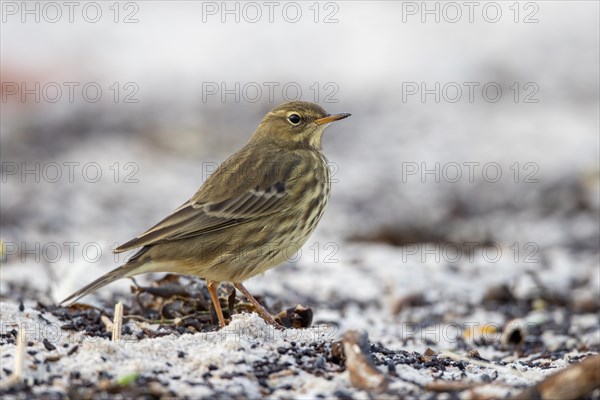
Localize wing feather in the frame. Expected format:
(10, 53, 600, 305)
(114, 146, 302, 253)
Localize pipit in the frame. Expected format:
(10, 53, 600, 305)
(60, 101, 350, 328)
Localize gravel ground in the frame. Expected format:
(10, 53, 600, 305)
(1, 1, 599, 398)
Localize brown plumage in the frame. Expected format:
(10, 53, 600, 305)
(60, 101, 350, 327)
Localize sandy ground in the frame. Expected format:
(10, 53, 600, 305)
(1, 1, 599, 398)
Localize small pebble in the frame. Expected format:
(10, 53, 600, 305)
(42, 338, 56, 351)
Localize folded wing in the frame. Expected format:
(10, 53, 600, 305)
(114, 145, 302, 253)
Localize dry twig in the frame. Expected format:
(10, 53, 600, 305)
(511, 354, 600, 400)
(0, 328, 26, 389)
(342, 330, 388, 393)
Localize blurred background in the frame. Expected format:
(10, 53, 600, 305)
(1, 1, 598, 338)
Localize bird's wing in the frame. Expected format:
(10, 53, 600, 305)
(114, 146, 303, 253)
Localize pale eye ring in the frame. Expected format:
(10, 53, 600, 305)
(287, 113, 301, 125)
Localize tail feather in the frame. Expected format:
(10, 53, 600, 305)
(59, 265, 134, 305)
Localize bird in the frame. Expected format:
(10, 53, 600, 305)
(60, 101, 350, 328)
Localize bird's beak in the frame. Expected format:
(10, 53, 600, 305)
(314, 113, 351, 125)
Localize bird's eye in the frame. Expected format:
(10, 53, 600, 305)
(287, 113, 301, 125)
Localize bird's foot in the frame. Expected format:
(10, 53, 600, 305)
(233, 282, 284, 330)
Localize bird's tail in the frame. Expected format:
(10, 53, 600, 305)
(59, 264, 136, 306)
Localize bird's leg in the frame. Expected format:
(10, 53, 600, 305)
(233, 282, 282, 328)
(207, 280, 226, 328)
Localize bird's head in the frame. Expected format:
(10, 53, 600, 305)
(252, 101, 350, 150)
